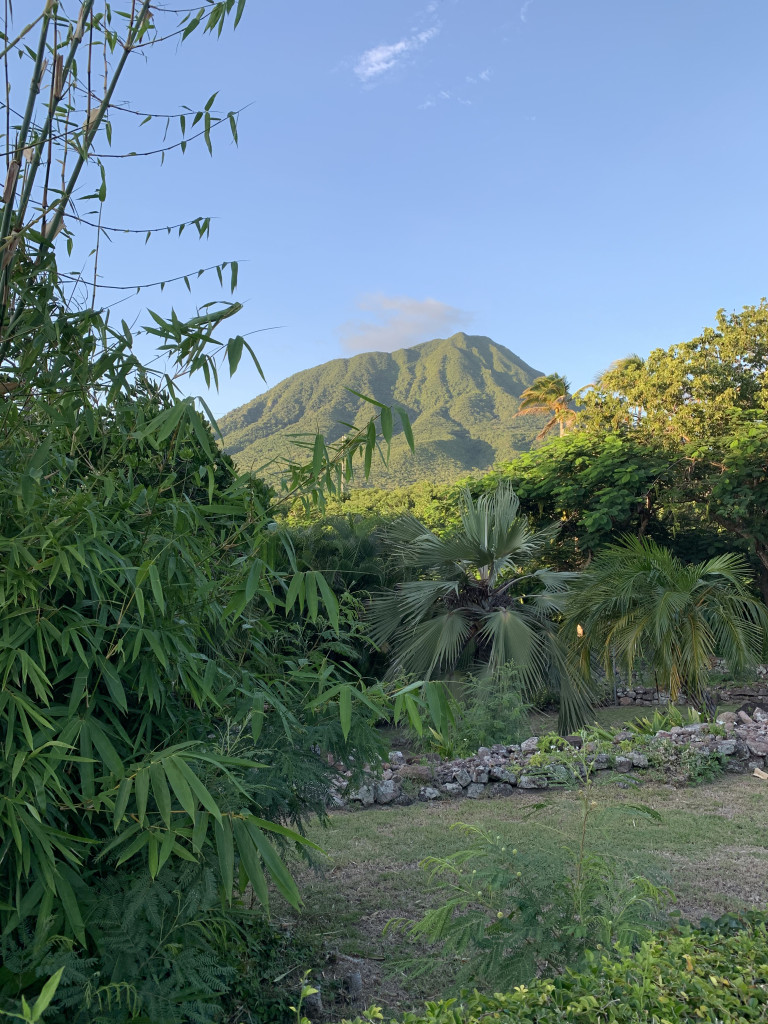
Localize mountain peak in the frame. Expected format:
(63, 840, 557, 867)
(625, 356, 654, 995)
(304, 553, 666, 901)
(219, 336, 547, 486)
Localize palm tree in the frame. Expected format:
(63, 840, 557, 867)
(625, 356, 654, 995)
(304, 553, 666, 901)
(515, 373, 577, 439)
(369, 484, 595, 732)
(564, 536, 767, 713)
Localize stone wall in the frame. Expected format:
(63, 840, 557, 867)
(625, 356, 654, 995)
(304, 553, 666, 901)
(330, 706, 768, 810)
(615, 678, 768, 707)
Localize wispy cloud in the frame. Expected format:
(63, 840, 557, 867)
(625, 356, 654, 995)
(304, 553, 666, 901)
(339, 294, 473, 353)
(520, 0, 535, 23)
(354, 25, 439, 82)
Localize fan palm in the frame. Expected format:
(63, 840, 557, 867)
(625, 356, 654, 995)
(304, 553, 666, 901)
(515, 373, 577, 438)
(565, 536, 768, 711)
(369, 484, 595, 731)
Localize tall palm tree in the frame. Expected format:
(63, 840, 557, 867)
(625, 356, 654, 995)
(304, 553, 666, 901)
(564, 536, 767, 712)
(369, 484, 595, 732)
(515, 373, 577, 439)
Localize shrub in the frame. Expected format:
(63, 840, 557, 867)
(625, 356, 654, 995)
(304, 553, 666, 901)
(340, 920, 768, 1024)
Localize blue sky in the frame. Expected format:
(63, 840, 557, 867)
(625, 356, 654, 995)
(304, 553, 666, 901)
(88, 0, 768, 417)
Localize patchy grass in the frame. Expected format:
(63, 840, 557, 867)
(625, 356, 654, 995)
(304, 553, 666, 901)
(286, 774, 768, 1017)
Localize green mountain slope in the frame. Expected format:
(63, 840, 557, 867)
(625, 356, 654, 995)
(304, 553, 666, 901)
(218, 333, 547, 486)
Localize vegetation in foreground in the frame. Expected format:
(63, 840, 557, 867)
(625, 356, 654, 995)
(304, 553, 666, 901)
(287, 775, 768, 1019)
(334, 919, 768, 1024)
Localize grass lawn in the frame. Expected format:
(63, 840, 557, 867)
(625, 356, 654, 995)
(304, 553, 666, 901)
(283, 773, 768, 1017)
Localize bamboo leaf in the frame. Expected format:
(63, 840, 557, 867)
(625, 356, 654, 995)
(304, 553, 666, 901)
(215, 818, 234, 899)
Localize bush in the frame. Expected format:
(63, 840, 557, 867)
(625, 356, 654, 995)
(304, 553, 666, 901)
(340, 920, 768, 1023)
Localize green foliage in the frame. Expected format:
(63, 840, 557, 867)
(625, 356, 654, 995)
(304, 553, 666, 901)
(285, 481, 462, 537)
(0, 3, 418, 1017)
(370, 484, 595, 731)
(481, 432, 682, 568)
(219, 334, 546, 486)
(566, 536, 768, 707)
(570, 302, 768, 600)
(649, 743, 727, 787)
(626, 706, 686, 736)
(423, 672, 532, 758)
(340, 920, 768, 1024)
(394, 763, 668, 987)
(515, 372, 577, 439)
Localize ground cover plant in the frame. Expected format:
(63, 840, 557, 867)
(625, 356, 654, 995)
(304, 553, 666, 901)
(334, 919, 768, 1024)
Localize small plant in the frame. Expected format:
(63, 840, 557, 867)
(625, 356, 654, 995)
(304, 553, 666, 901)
(392, 750, 669, 987)
(649, 742, 727, 786)
(627, 705, 684, 736)
(538, 732, 570, 753)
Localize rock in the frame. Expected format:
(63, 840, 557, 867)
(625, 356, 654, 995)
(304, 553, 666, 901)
(489, 782, 516, 798)
(518, 775, 548, 789)
(465, 783, 487, 799)
(303, 991, 323, 1020)
(399, 764, 434, 782)
(349, 784, 374, 806)
(590, 753, 610, 770)
(716, 739, 737, 755)
(716, 712, 737, 726)
(682, 722, 707, 734)
(747, 739, 768, 757)
(374, 779, 401, 804)
(471, 767, 489, 784)
(489, 766, 518, 784)
(754, 709, 768, 723)
(520, 736, 539, 753)
(393, 791, 415, 806)
(453, 768, 472, 788)
(382, 768, 393, 781)
(327, 791, 347, 809)
(619, 697, 633, 706)
(419, 786, 441, 801)
(477, 746, 491, 758)
(565, 734, 584, 749)
(388, 750, 405, 765)
(629, 752, 649, 768)
(440, 782, 463, 797)
(738, 711, 755, 725)
(506, 744, 521, 753)
(343, 971, 363, 1002)
(614, 757, 632, 773)
(614, 730, 633, 742)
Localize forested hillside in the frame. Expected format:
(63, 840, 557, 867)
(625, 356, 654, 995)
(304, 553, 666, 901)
(219, 333, 546, 484)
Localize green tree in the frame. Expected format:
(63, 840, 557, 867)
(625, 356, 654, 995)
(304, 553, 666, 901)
(577, 302, 768, 444)
(515, 373, 577, 439)
(565, 536, 768, 711)
(572, 302, 768, 599)
(369, 484, 594, 731)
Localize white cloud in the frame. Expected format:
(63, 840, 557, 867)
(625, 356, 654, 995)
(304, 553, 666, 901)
(339, 294, 473, 353)
(479, 68, 492, 81)
(354, 25, 439, 82)
(520, 0, 535, 22)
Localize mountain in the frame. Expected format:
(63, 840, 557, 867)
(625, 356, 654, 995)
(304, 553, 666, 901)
(218, 333, 547, 486)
